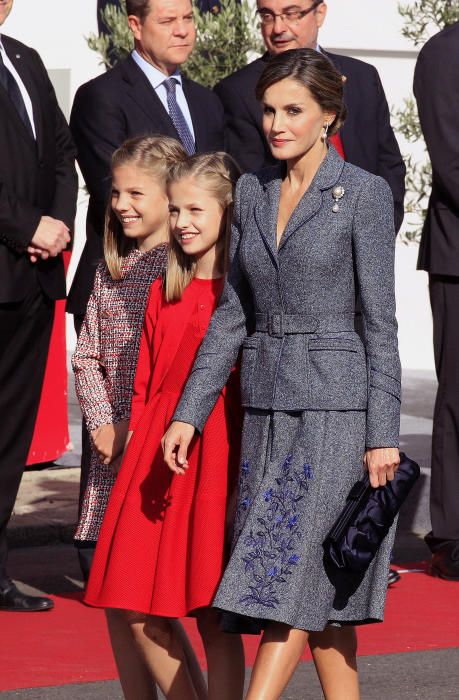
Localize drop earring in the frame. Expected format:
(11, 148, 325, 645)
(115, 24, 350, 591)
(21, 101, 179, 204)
(322, 122, 329, 142)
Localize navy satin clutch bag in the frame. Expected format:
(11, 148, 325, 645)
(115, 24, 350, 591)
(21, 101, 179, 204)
(323, 453, 420, 573)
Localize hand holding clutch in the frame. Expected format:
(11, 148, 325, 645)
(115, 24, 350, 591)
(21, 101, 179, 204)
(323, 453, 420, 574)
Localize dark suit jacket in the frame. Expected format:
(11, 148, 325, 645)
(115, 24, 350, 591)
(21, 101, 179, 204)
(214, 51, 406, 232)
(0, 35, 77, 303)
(414, 22, 459, 276)
(67, 56, 225, 316)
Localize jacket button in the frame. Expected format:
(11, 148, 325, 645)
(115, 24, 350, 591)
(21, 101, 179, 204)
(200, 304, 205, 310)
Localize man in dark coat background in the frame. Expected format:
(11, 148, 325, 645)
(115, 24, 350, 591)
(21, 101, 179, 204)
(414, 21, 459, 581)
(215, 0, 406, 231)
(0, 0, 77, 611)
(68, 0, 224, 325)
(68, 0, 225, 579)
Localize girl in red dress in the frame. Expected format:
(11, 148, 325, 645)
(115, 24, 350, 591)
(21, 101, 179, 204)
(85, 153, 245, 700)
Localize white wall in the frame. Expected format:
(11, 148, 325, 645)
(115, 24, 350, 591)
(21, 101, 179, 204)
(3, 0, 435, 369)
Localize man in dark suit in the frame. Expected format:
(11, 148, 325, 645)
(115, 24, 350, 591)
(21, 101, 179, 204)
(0, 0, 77, 610)
(68, 0, 224, 322)
(215, 0, 406, 231)
(68, 0, 224, 579)
(414, 21, 459, 581)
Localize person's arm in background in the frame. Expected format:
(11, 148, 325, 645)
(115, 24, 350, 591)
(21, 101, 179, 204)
(372, 66, 406, 234)
(35, 50, 78, 232)
(214, 78, 270, 173)
(70, 80, 126, 237)
(414, 39, 459, 211)
(0, 50, 76, 259)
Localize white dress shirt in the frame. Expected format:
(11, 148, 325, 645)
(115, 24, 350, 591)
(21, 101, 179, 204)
(0, 36, 36, 139)
(131, 49, 195, 140)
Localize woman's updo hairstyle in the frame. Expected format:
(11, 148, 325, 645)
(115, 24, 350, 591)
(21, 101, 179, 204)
(255, 48, 347, 137)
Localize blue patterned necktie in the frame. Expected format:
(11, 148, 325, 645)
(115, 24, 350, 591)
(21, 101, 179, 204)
(163, 77, 195, 155)
(0, 50, 34, 139)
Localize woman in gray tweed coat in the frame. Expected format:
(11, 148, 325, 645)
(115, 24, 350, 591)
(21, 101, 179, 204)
(163, 49, 401, 700)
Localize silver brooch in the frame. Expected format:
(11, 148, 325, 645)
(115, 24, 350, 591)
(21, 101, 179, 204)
(332, 185, 345, 212)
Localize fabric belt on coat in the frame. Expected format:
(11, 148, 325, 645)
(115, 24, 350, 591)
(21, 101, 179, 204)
(255, 312, 355, 338)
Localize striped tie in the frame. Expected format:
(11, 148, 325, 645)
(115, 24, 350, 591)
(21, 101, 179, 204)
(163, 77, 195, 155)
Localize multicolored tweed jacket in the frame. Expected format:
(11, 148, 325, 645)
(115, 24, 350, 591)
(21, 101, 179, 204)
(72, 244, 168, 541)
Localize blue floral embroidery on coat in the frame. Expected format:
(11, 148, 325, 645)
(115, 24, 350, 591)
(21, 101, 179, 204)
(237, 455, 313, 609)
(235, 460, 252, 531)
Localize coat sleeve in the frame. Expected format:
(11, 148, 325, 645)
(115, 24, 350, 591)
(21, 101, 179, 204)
(414, 40, 459, 211)
(33, 50, 78, 232)
(0, 49, 77, 251)
(129, 278, 163, 431)
(214, 80, 269, 174)
(173, 176, 254, 431)
(352, 175, 401, 448)
(72, 266, 116, 431)
(70, 80, 126, 211)
(372, 66, 406, 234)
(0, 183, 42, 250)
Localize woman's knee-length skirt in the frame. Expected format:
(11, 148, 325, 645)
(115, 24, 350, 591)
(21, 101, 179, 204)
(213, 409, 396, 633)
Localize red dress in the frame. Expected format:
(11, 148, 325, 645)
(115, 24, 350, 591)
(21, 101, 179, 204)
(84, 276, 242, 617)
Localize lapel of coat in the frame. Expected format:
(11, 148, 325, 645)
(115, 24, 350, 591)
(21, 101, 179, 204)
(322, 50, 358, 163)
(278, 146, 346, 251)
(253, 165, 283, 268)
(121, 57, 179, 139)
(1, 38, 39, 153)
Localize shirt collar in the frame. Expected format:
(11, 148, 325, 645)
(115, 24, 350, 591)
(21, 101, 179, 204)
(132, 49, 182, 89)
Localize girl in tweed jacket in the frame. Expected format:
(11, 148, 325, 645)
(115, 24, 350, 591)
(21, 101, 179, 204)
(72, 136, 186, 555)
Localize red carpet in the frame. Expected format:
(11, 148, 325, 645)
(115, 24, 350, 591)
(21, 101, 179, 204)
(1, 563, 458, 691)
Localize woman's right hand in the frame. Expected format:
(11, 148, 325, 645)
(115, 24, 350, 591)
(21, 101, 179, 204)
(162, 421, 195, 475)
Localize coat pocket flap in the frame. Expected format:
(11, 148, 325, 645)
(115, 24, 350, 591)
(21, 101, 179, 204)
(308, 337, 359, 352)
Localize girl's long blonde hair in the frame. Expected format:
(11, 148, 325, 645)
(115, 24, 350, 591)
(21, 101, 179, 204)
(104, 135, 187, 280)
(164, 152, 241, 302)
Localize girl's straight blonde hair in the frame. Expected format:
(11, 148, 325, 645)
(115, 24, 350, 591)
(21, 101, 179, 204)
(104, 135, 187, 280)
(164, 152, 241, 302)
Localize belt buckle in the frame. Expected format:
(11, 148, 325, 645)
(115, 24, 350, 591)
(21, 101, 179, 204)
(268, 313, 284, 338)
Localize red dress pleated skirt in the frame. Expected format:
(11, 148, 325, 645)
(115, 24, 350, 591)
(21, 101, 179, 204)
(84, 278, 241, 617)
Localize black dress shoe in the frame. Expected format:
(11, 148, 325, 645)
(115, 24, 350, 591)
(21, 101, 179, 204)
(0, 578, 54, 612)
(425, 533, 459, 581)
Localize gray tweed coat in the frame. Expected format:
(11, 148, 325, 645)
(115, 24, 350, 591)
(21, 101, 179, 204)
(174, 145, 402, 631)
(175, 146, 400, 443)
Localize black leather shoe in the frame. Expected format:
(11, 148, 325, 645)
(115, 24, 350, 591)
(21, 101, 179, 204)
(0, 578, 54, 612)
(430, 546, 459, 581)
(425, 533, 459, 581)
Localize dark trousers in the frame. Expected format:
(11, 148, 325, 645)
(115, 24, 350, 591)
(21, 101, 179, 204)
(0, 280, 54, 579)
(73, 313, 95, 582)
(429, 274, 459, 542)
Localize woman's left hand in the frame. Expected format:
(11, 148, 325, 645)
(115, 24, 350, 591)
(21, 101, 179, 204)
(364, 448, 400, 488)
